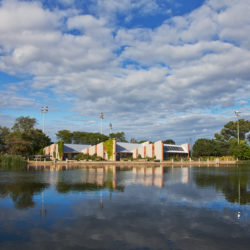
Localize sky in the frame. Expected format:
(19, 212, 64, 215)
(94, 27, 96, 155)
(0, 0, 249, 144)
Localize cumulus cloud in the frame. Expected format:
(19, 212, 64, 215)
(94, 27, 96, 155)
(0, 0, 249, 142)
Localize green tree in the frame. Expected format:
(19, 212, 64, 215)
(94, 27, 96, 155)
(12, 116, 36, 133)
(0, 126, 10, 152)
(214, 119, 250, 142)
(130, 138, 137, 143)
(109, 132, 127, 142)
(163, 139, 176, 144)
(192, 138, 221, 157)
(56, 130, 73, 143)
(229, 139, 250, 160)
(5, 134, 31, 155)
(4, 117, 51, 155)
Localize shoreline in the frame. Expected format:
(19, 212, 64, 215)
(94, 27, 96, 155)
(27, 159, 238, 168)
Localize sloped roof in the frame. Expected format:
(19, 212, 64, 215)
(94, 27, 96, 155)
(64, 144, 90, 153)
(164, 144, 188, 154)
(116, 142, 141, 153)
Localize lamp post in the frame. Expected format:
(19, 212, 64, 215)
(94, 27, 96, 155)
(100, 112, 104, 134)
(41, 106, 48, 133)
(109, 122, 112, 135)
(234, 111, 241, 144)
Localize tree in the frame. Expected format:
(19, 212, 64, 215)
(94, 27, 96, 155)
(229, 139, 250, 160)
(5, 135, 31, 155)
(56, 130, 73, 143)
(192, 138, 221, 157)
(3, 116, 51, 155)
(109, 132, 127, 142)
(0, 126, 10, 152)
(12, 116, 36, 133)
(214, 119, 250, 142)
(130, 138, 137, 143)
(163, 139, 176, 145)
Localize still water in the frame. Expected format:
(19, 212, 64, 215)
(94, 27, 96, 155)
(0, 165, 250, 250)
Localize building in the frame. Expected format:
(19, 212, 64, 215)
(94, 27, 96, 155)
(43, 143, 90, 160)
(44, 140, 189, 161)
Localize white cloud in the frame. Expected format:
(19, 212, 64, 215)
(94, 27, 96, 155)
(0, 0, 249, 142)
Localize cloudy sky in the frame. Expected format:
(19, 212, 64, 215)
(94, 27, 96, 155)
(0, 0, 249, 143)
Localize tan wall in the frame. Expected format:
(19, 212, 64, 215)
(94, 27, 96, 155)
(97, 143, 104, 158)
(43, 143, 59, 160)
(154, 140, 163, 161)
(181, 143, 189, 155)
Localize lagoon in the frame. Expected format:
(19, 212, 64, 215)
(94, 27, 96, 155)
(0, 165, 250, 249)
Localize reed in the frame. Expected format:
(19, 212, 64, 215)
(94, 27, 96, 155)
(0, 155, 26, 170)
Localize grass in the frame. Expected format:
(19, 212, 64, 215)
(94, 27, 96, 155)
(0, 155, 27, 170)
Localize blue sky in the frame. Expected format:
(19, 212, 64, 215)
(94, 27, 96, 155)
(0, 0, 249, 143)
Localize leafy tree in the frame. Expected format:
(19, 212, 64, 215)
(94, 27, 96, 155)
(12, 116, 36, 133)
(5, 134, 31, 155)
(3, 117, 51, 155)
(163, 139, 176, 145)
(214, 119, 250, 142)
(56, 130, 73, 143)
(109, 132, 127, 142)
(229, 139, 250, 160)
(130, 138, 137, 143)
(192, 138, 222, 157)
(0, 126, 10, 152)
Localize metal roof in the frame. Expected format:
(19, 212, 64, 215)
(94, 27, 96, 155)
(116, 142, 141, 153)
(64, 144, 90, 153)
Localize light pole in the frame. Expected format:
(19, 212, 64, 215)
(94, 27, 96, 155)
(109, 122, 112, 135)
(234, 111, 241, 144)
(41, 106, 48, 133)
(100, 112, 104, 134)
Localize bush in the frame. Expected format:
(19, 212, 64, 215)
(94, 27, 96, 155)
(0, 155, 26, 169)
(74, 153, 103, 161)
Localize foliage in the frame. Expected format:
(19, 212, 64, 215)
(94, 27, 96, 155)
(12, 116, 36, 134)
(1, 117, 51, 156)
(56, 130, 72, 143)
(0, 155, 26, 169)
(104, 139, 114, 160)
(0, 126, 10, 152)
(192, 138, 222, 157)
(56, 130, 109, 145)
(130, 138, 137, 143)
(109, 132, 127, 142)
(214, 119, 250, 142)
(229, 139, 250, 160)
(73, 153, 103, 161)
(57, 141, 64, 160)
(137, 154, 142, 159)
(163, 139, 176, 145)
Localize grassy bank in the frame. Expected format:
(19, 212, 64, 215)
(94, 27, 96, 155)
(0, 155, 27, 170)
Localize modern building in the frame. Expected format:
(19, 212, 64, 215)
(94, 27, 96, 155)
(44, 140, 189, 161)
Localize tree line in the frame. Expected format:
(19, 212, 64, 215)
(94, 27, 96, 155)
(1, 116, 249, 160)
(192, 119, 250, 160)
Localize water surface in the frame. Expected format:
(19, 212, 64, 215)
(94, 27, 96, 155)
(0, 165, 250, 249)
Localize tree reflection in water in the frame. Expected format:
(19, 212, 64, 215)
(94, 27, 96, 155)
(0, 182, 49, 209)
(193, 166, 250, 205)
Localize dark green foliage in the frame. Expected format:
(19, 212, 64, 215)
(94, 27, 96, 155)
(163, 139, 176, 145)
(192, 139, 222, 157)
(229, 140, 250, 160)
(0, 155, 26, 169)
(0, 126, 10, 152)
(56, 130, 72, 143)
(56, 130, 109, 145)
(109, 132, 127, 142)
(73, 153, 103, 161)
(12, 116, 36, 134)
(214, 119, 250, 142)
(1, 117, 51, 156)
